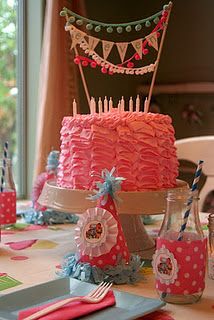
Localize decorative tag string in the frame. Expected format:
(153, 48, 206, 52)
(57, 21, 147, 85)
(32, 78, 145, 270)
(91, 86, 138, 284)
(177, 160, 204, 241)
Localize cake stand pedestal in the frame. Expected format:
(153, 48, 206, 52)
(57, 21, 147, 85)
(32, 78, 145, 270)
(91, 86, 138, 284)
(38, 179, 188, 258)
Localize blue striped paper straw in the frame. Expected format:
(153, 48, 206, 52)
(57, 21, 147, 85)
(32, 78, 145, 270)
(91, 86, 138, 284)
(177, 160, 204, 241)
(0, 142, 8, 192)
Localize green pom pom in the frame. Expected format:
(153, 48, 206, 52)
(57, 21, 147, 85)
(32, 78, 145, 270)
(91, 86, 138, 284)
(76, 19, 83, 26)
(60, 11, 66, 17)
(117, 26, 123, 33)
(153, 17, 159, 24)
(145, 20, 151, 27)
(86, 23, 93, 30)
(135, 24, 142, 31)
(125, 25, 132, 32)
(69, 16, 76, 23)
(107, 26, 113, 33)
(95, 25, 101, 32)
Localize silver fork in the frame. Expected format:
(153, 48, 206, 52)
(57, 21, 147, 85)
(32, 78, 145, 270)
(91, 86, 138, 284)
(23, 282, 113, 320)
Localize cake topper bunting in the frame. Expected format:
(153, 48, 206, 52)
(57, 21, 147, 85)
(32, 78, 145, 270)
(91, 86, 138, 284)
(61, 2, 172, 117)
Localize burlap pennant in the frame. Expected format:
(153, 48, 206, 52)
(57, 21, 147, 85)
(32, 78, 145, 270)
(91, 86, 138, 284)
(131, 39, 142, 59)
(70, 29, 85, 49)
(116, 42, 128, 63)
(88, 35, 100, 52)
(146, 32, 158, 51)
(102, 40, 114, 60)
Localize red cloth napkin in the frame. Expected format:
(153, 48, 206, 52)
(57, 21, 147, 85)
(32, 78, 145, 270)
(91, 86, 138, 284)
(18, 290, 115, 320)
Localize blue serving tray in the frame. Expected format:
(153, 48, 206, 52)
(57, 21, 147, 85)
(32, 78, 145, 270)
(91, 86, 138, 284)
(0, 278, 165, 319)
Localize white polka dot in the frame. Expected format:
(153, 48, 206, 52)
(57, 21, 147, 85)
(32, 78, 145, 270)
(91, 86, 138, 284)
(176, 247, 182, 253)
(6, 219, 10, 223)
(112, 255, 116, 260)
(156, 283, 159, 289)
(7, 198, 11, 202)
(119, 236, 123, 241)
(1, 204, 5, 208)
(192, 280, 197, 286)
(193, 264, 198, 269)
(184, 273, 190, 278)
(98, 260, 103, 265)
(183, 290, 189, 295)
(185, 256, 191, 262)
(2, 194, 5, 197)
(116, 245, 120, 250)
(175, 281, 180, 287)
(6, 209, 10, 212)
(200, 254, 204, 259)
(109, 205, 114, 210)
(124, 251, 127, 256)
(166, 288, 171, 293)
(194, 247, 199, 252)
(0, 214, 4, 218)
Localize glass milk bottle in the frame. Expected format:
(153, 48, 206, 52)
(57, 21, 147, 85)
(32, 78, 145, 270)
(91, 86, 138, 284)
(0, 159, 17, 226)
(152, 189, 207, 304)
(208, 213, 214, 279)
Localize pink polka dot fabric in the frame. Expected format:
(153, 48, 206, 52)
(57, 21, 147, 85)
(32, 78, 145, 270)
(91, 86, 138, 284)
(0, 191, 16, 225)
(79, 195, 130, 268)
(155, 237, 207, 295)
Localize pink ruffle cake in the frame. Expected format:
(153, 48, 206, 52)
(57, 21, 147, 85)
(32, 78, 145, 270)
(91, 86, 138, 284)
(57, 110, 178, 191)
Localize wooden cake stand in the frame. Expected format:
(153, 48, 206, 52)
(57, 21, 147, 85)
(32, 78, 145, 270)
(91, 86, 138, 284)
(38, 179, 188, 258)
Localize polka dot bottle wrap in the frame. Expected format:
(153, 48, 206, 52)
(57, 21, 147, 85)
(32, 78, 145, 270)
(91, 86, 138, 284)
(0, 191, 16, 225)
(153, 237, 207, 295)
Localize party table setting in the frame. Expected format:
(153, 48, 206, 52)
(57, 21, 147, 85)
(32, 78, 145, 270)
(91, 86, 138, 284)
(1, 1, 214, 319)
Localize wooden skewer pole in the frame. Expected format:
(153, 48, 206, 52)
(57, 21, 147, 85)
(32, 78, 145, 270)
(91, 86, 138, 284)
(74, 46, 91, 110)
(146, 2, 173, 112)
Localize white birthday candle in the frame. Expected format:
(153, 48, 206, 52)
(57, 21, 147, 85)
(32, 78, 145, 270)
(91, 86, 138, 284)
(136, 94, 140, 112)
(144, 97, 148, 113)
(118, 100, 121, 112)
(121, 96, 125, 112)
(129, 96, 133, 112)
(104, 96, 108, 113)
(73, 99, 77, 116)
(90, 97, 96, 114)
(109, 97, 113, 112)
(98, 97, 103, 114)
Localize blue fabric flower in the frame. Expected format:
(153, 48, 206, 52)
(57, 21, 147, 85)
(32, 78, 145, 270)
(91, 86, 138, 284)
(88, 167, 125, 204)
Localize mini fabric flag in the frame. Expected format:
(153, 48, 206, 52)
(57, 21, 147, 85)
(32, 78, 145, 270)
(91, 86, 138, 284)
(70, 29, 85, 49)
(146, 32, 158, 51)
(102, 40, 114, 60)
(88, 35, 100, 52)
(131, 39, 142, 59)
(116, 42, 128, 63)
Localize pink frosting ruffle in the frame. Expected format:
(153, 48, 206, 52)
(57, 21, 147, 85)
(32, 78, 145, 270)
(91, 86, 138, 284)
(57, 111, 178, 191)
